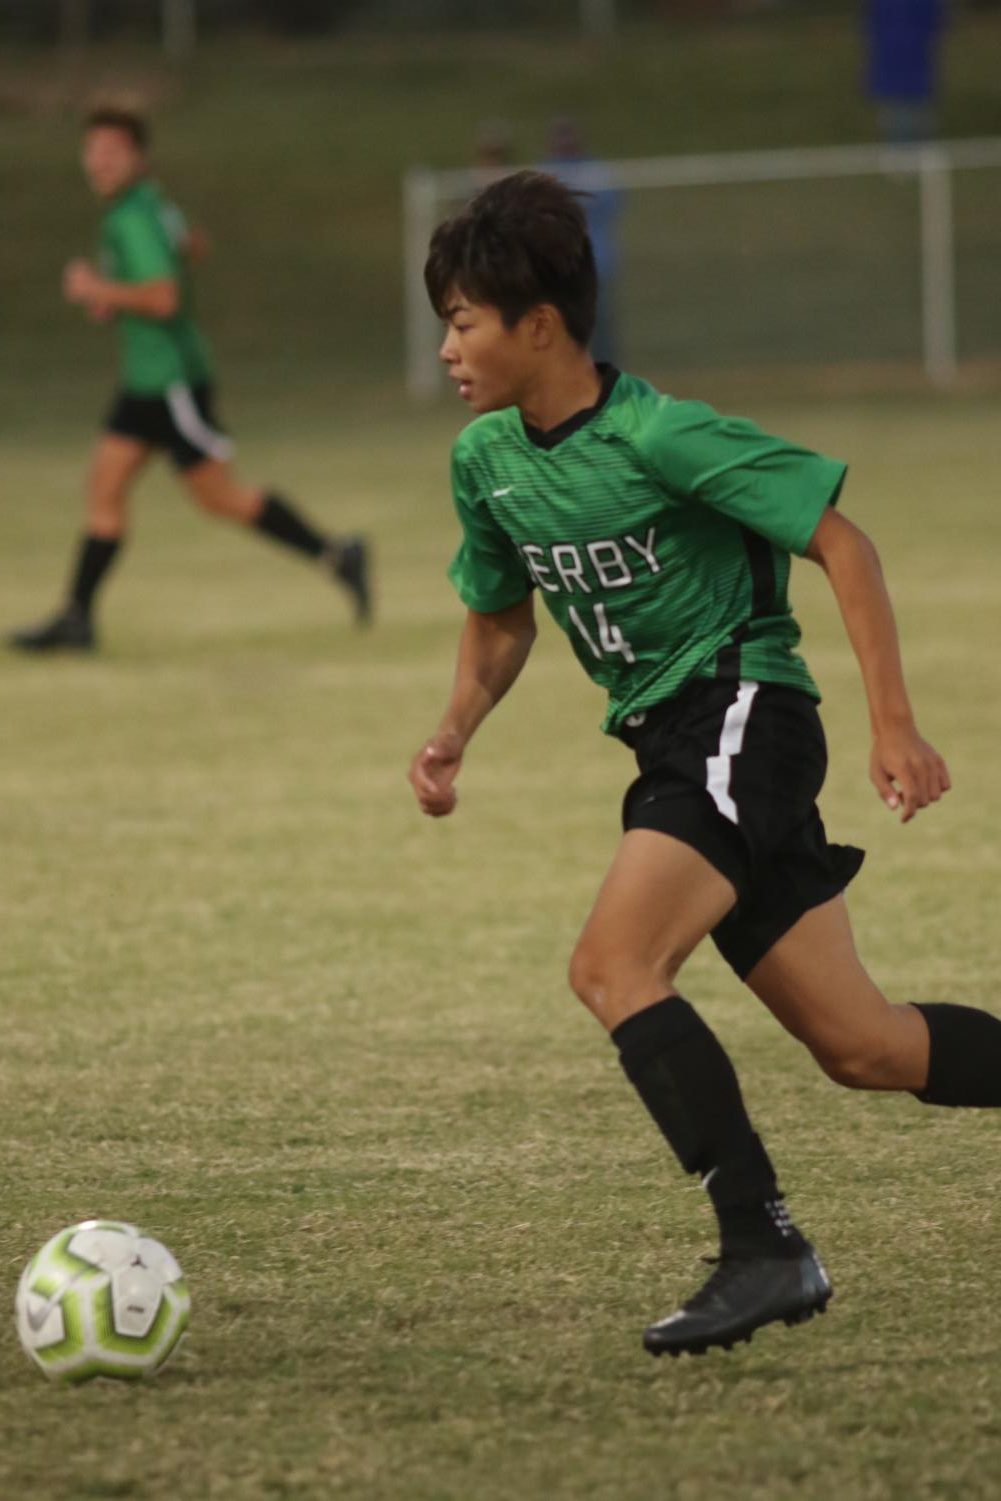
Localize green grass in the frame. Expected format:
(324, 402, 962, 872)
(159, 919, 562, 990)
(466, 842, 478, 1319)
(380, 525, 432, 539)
(2, 22, 1001, 1497)
(1, 386, 1000, 1499)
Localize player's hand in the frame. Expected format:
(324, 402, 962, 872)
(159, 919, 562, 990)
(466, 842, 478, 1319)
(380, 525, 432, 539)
(184, 224, 211, 264)
(870, 723, 951, 823)
(409, 731, 464, 817)
(62, 259, 105, 307)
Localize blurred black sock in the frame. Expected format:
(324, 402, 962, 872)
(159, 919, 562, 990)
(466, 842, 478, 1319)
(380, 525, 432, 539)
(254, 494, 329, 560)
(69, 534, 122, 617)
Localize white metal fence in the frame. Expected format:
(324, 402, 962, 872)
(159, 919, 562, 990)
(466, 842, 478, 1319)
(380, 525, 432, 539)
(403, 138, 1001, 399)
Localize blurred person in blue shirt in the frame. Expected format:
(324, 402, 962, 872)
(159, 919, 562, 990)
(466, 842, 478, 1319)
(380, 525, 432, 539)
(543, 117, 621, 364)
(473, 119, 515, 189)
(867, 0, 947, 144)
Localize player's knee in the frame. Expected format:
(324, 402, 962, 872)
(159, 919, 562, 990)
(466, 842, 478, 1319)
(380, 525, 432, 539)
(86, 489, 125, 528)
(568, 943, 603, 1009)
(814, 1038, 895, 1090)
(567, 939, 679, 1017)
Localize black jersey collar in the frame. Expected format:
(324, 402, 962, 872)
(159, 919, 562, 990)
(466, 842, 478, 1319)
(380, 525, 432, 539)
(520, 363, 620, 451)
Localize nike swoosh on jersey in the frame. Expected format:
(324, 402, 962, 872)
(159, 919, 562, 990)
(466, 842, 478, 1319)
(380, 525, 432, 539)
(492, 486, 513, 497)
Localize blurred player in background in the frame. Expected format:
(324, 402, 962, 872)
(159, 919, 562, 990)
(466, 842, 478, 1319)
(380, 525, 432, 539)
(409, 171, 1001, 1359)
(9, 107, 370, 654)
(472, 118, 515, 188)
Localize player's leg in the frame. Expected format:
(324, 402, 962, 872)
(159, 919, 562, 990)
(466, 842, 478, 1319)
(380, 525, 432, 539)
(569, 829, 831, 1356)
(746, 894, 1001, 1106)
(180, 457, 262, 524)
(179, 457, 370, 624)
(165, 379, 371, 625)
(569, 828, 737, 1028)
(8, 433, 149, 653)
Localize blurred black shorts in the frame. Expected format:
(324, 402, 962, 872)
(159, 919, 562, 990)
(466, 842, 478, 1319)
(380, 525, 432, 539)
(618, 678, 864, 980)
(104, 382, 233, 471)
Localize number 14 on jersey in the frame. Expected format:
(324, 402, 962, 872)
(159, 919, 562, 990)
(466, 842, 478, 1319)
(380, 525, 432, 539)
(568, 603, 636, 663)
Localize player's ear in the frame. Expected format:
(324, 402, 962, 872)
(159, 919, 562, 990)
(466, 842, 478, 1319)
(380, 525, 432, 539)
(528, 304, 560, 350)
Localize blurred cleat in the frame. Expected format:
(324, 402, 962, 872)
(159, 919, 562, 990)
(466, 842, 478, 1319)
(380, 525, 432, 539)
(330, 537, 372, 626)
(8, 605, 94, 653)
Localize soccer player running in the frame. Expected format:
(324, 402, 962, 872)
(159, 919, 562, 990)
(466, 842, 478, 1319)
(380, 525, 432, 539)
(408, 171, 1001, 1357)
(9, 108, 370, 654)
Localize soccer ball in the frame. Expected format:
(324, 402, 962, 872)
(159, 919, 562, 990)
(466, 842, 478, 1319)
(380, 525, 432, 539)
(15, 1219, 190, 1383)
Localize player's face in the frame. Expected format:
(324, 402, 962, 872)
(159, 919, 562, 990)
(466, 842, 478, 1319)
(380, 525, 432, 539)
(439, 292, 539, 414)
(82, 128, 145, 199)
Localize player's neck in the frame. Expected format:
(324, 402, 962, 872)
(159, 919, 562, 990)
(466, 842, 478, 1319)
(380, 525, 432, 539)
(517, 353, 602, 434)
(105, 171, 146, 204)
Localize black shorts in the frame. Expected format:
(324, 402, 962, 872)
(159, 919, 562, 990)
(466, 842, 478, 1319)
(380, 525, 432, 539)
(104, 382, 233, 471)
(619, 678, 864, 980)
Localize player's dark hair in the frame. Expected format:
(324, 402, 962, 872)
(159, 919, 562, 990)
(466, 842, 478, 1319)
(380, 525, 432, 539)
(424, 170, 597, 346)
(84, 107, 149, 150)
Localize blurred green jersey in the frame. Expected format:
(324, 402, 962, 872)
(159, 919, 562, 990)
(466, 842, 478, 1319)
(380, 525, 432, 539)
(98, 177, 213, 395)
(447, 367, 847, 736)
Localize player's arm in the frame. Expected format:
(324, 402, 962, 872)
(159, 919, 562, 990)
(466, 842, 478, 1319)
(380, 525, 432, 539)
(644, 402, 951, 824)
(63, 259, 178, 320)
(409, 596, 537, 818)
(806, 507, 950, 823)
(181, 223, 211, 264)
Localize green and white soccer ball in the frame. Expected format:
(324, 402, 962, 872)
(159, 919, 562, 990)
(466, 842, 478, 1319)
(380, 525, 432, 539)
(15, 1219, 190, 1383)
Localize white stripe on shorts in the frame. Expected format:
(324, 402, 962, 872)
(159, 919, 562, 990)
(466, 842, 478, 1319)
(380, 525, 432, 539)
(705, 680, 759, 825)
(166, 383, 234, 462)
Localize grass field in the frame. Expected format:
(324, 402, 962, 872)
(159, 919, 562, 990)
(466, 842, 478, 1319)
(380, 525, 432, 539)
(2, 384, 1000, 1500)
(3, 17, 1000, 1497)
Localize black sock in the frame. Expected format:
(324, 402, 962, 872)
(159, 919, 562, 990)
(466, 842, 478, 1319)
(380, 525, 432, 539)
(254, 493, 331, 561)
(68, 534, 122, 617)
(612, 996, 805, 1258)
(913, 1003, 1001, 1106)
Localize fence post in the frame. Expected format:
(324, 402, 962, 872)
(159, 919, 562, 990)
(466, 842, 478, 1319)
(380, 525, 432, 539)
(919, 147, 958, 387)
(403, 168, 440, 401)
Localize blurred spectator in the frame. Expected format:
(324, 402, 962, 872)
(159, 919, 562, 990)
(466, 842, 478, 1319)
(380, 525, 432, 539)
(542, 117, 620, 365)
(867, 0, 947, 144)
(473, 119, 515, 186)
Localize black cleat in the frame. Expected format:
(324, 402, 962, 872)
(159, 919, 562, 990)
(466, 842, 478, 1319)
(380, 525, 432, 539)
(8, 605, 94, 653)
(330, 537, 372, 626)
(643, 1244, 832, 1358)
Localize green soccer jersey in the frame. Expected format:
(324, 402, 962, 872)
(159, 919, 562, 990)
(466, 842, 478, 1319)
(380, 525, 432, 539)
(98, 178, 213, 395)
(447, 368, 846, 736)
